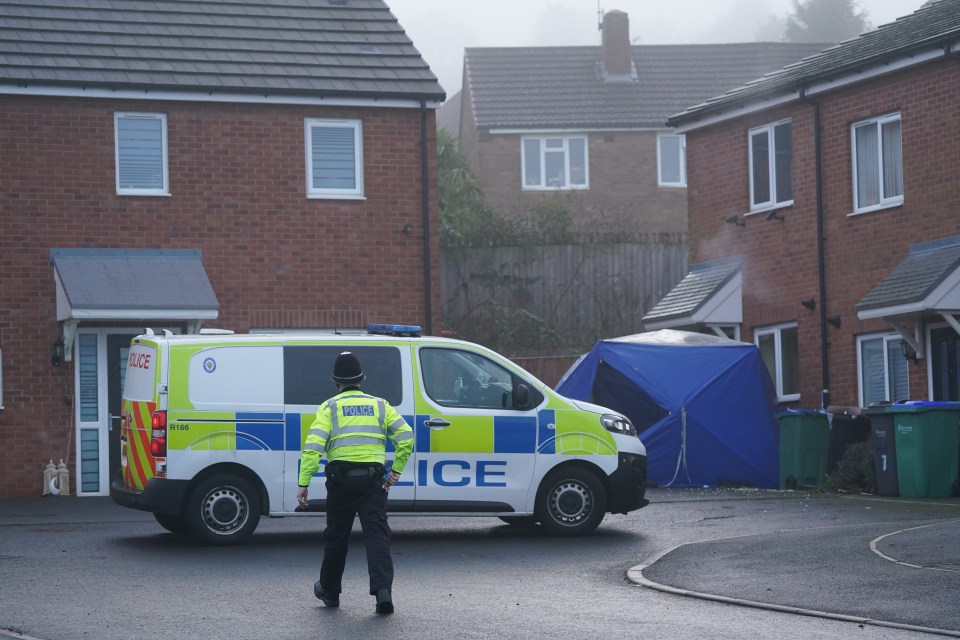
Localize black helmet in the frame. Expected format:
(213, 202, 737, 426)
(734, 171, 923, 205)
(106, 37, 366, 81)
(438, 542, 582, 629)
(332, 351, 365, 385)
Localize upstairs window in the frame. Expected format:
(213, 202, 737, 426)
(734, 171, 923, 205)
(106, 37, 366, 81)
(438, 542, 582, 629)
(852, 113, 902, 213)
(756, 323, 800, 402)
(115, 113, 168, 195)
(522, 136, 588, 190)
(657, 134, 686, 187)
(748, 120, 792, 211)
(306, 119, 364, 199)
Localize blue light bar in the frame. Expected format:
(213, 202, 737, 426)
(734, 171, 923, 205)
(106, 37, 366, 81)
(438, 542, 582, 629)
(367, 323, 422, 337)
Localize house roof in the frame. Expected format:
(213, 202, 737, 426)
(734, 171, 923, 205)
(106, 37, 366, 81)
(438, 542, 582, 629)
(669, 0, 960, 127)
(642, 257, 742, 328)
(463, 43, 827, 130)
(856, 236, 960, 319)
(0, 0, 445, 102)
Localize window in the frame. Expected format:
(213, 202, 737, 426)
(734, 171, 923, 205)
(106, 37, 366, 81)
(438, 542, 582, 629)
(748, 120, 792, 210)
(115, 113, 168, 195)
(858, 334, 909, 406)
(657, 134, 686, 187)
(852, 113, 903, 213)
(419, 348, 542, 410)
(306, 119, 364, 198)
(930, 326, 960, 401)
(756, 323, 799, 401)
(284, 345, 402, 406)
(521, 136, 588, 190)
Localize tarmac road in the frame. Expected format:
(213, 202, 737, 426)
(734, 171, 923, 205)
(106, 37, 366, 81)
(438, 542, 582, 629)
(1, 488, 958, 640)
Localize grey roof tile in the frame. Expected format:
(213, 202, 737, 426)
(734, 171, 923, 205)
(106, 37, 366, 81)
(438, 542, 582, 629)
(643, 257, 742, 323)
(465, 43, 826, 129)
(669, 0, 960, 126)
(856, 236, 960, 312)
(0, 0, 444, 101)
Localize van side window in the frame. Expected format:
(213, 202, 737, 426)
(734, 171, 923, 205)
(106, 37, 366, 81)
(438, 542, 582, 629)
(419, 348, 541, 410)
(284, 345, 402, 406)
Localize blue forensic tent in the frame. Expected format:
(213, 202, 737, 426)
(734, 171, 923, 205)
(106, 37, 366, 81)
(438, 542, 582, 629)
(556, 330, 779, 488)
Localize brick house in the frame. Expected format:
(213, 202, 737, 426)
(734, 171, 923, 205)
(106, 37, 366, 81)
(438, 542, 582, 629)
(445, 10, 825, 235)
(0, 0, 445, 498)
(645, 1, 960, 409)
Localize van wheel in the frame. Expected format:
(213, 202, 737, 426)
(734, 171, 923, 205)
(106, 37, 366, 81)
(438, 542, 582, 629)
(498, 515, 538, 526)
(185, 474, 260, 546)
(154, 511, 189, 535)
(535, 467, 607, 536)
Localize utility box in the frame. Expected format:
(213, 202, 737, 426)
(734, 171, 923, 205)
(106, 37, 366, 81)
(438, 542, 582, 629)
(887, 402, 960, 498)
(778, 410, 829, 489)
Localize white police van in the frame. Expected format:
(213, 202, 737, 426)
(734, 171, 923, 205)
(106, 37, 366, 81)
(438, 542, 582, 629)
(111, 324, 649, 544)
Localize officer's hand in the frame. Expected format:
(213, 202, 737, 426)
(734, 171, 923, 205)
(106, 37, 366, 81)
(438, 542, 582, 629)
(297, 486, 308, 506)
(382, 471, 401, 490)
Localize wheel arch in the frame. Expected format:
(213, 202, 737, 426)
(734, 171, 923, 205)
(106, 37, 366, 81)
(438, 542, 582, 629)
(535, 459, 611, 512)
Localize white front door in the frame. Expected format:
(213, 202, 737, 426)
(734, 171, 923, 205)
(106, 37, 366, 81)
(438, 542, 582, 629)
(73, 328, 167, 496)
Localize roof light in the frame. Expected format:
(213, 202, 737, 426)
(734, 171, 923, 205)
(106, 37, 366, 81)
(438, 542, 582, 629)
(367, 323, 422, 337)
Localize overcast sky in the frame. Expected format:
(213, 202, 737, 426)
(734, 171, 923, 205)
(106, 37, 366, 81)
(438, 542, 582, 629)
(387, 0, 928, 99)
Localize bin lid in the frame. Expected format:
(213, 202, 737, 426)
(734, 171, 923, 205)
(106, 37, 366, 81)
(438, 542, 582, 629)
(885, 400, 960, 413)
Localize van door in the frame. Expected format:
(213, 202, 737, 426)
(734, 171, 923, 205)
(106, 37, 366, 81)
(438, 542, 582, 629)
(283, 343, 415, 513)
(413, 346, 543, 513)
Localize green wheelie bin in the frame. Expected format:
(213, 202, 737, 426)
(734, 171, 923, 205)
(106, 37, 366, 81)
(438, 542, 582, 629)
(887, 401, 960, 498)
(777, 410, 830, 489)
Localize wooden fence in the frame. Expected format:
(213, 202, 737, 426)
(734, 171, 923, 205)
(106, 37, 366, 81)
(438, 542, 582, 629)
(440, 238, 689, 370)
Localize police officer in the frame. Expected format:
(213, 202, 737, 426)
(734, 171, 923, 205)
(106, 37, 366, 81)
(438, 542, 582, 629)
(297, 351, 414, 614)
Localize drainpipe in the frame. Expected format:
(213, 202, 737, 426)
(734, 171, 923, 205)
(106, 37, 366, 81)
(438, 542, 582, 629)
(420, 101, 434, 335)
(800, 89, 830, 398)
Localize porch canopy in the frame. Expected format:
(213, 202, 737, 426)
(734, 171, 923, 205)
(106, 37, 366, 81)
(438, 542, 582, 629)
(856, 236, 960, 355)
(642, 257, 742, 336)
(51, 248, 219, 360)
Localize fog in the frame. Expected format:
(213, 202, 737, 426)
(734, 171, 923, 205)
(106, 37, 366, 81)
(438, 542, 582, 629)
(387, 0, 929, 98)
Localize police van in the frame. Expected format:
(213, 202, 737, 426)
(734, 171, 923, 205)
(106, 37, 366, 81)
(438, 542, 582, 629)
(110, 324, 649, 545)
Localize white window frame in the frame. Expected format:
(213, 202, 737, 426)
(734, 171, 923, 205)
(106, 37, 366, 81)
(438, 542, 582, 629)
(856, 332, 909, 407)
(657, 133, 686, 187)
(748, 119, 793, 212)
(305, 118, 364, 199)
(851, 112, 903, 214)
(114, 112, 169, 196)
(756, 322, 800, 402)
(520, 135, 589, 191)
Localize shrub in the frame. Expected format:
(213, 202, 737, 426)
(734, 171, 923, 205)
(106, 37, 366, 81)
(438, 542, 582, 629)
(822, 439, 877, 494)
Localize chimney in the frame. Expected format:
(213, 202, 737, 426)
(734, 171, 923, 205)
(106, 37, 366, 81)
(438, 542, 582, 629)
(601, 10, 633, 81)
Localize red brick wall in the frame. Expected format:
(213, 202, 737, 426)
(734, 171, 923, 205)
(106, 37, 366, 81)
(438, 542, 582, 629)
(686, 58, 960, 409)
(0, 95, 442, 497)
(462, 126, 688, 234)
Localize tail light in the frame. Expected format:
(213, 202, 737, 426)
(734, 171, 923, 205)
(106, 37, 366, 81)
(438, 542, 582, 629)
(150, 410, 167, 457)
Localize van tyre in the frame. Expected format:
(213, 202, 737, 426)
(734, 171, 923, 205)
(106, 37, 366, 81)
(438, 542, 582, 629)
(185, 474, 260, 545)
(154, 511, 189, 535)
(535, 467, 607, 536)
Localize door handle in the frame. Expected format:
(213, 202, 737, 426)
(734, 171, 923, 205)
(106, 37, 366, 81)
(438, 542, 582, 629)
(424, 418, 451, 429)
(108, 414, 123, 432)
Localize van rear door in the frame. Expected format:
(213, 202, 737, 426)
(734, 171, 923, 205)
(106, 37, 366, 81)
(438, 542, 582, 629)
(120, 340, 160, 491)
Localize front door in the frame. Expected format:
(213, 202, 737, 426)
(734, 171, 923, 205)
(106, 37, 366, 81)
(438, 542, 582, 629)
(74, 328, 164, 496)
(930, 325, 960, 401)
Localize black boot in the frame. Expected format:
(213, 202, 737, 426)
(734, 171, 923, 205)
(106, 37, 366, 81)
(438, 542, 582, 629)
(314, 581, 340, 608)
(375, 588, 393, 614)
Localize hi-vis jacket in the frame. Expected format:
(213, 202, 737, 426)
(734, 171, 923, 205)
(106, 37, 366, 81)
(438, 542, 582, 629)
(298, 389, 414, 486)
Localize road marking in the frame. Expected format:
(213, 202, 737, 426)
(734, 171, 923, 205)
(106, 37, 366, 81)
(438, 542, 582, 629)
(0, 630, 46, 640)
(869, 519, 960, 572)
(629, 519, 960, 638)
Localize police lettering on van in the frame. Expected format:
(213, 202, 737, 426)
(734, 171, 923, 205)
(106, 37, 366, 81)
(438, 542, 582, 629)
(111, 324, 649, 544)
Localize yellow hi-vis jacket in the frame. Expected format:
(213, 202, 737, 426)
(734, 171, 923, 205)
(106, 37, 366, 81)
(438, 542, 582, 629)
(298, 389, 414, 487)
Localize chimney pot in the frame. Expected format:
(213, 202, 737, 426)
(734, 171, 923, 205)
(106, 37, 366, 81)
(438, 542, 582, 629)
(602, 10, 632, 80)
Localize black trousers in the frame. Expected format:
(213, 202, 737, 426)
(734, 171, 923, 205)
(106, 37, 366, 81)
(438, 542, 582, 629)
(319, 463, 393, 595)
